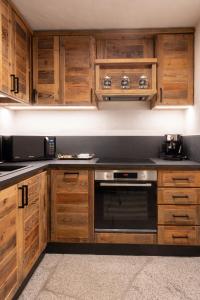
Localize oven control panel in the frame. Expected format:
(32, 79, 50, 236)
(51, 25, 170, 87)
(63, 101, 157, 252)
(95, 170, 157, 181)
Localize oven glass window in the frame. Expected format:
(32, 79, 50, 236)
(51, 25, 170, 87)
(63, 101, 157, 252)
(95, 183, 157, 231)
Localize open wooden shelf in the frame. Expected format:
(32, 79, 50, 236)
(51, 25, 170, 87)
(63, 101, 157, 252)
(95, 58, 157, 101)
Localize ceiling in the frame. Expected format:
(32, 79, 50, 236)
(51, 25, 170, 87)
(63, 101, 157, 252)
(12, 0, 200, 30)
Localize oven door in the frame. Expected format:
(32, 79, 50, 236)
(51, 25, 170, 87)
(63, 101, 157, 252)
(95, 181, 157, 232)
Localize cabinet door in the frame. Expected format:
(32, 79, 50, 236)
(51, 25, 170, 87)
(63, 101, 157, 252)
(18, 174, 40, 280)
(51, 170, 91, 242)
(97, 38, 154, 59)
(12, 11, 30, 103)
(60, 36, 95, 104)
(0, 185, 18, 300)
(39, 172, 48, 252)
(156, 34, 194, 105)
(0, 0, 12, 96)
(33, 36, 60, 104)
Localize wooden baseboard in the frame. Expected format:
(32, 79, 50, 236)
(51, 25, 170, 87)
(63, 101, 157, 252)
(95, 232, 157, 244)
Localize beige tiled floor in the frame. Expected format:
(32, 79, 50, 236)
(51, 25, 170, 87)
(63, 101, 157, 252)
(18, 254, 200, 300)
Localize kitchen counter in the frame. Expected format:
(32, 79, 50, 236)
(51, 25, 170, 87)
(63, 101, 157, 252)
(1, 158, 200, 190)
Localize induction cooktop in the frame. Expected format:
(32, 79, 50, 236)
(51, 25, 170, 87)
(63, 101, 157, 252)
(96, 158, 155, 164)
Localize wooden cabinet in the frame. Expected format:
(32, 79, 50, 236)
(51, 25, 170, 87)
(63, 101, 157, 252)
(0, 0, 31, 104)
(51, 169, 93, 242)
(0, 185, 18, 300)
(96, 37, 154, 59)
(33, 36, 60, 104)
(11, 11, 31, 103)
(158, 226, 200, 245)
(158, 170, 200, 245)
(60, 36, 95, 104)
(154, 34, 194, 107)
(0, 0, 12, 96)
(39, 171, 48, 252)
(17, 174, 41, 280)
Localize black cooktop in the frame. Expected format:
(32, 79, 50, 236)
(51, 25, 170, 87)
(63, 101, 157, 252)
(97, 158, 155, 164)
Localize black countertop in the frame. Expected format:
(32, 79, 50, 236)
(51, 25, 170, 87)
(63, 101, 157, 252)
(1, 158, 200, 190)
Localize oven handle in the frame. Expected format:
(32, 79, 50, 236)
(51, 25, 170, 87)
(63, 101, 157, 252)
(99, 183, 152, 187)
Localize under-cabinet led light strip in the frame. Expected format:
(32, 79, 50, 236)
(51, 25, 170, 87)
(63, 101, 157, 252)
(4, 105, 97, 111)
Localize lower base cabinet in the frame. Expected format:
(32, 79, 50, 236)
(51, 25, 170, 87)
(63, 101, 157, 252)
(158, 226, 200, 245)
(51, 170, 93, 243)
(0, 171, 47, 300)
(0, 186, 18, 300)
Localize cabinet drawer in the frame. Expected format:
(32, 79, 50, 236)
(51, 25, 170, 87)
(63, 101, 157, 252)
(158, 226, 199, 245)
(52, 170, 89, 193)
(158, 188, 200, 204)
(158, 171, 200, 187)
(158, 205, 200, 225)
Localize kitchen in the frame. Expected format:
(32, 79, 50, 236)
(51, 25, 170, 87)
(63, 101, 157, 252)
(1, 0, 200, 299)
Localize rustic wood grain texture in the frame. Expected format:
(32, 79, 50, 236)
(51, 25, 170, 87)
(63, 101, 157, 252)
(33, 36, 60, 104)
(95, 232, 157, 244)
(17, 174, 41, 281)
(60, 36, 95, 104)
(158, 170, 200, 187)
(158, 226, 200, 245)
(158, 205, 200, 226)
(97, 38, 154, 59)
(0, 0, 12, 95)
(51, 170, 92, 243)
(12, 10, 30, 103)
(0, 185, 18, 300)
(158, 188, 200, 205)
(155, 34, 194, 106)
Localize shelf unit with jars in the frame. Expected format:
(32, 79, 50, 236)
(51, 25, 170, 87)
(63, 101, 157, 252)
(95, 58, 157, 101)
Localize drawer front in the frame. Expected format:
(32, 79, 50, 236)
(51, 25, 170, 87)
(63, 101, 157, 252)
(52, 170, 89, 193)
(158, 188, 200, 205)
(158, 205, 200, 225)
(158, 226, 199, 245)
(158, 171, 200, 187)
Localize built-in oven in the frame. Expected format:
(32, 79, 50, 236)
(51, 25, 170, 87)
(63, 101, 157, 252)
(95, 170, 157, 233)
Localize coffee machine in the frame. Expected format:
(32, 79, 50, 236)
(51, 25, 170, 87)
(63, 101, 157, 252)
(160, 134, 188, 160)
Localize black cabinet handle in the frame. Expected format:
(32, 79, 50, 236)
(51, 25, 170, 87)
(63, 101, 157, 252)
(64, 172, 79, 176)
(172, 214, 189, 219)
(14, 77, 19, 94)
(24, 185, 29, 206)
(160, 88, 163, 103)
(172, 235, 189, 239)
(32, 89, 38, 103)
(10, 74, 15, 92)
(18, 186, 25, 208)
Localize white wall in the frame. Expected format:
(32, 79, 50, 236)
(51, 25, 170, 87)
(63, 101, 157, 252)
(0, 108, 15, 135)
(9, 101, 186, 136)
(185, 20, 200, 135)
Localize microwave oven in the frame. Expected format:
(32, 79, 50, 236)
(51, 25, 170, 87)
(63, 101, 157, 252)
(2, 136, 56, 162)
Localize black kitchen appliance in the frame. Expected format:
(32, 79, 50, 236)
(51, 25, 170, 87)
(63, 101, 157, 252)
(2, 136, 56, 162)
(160, 134, 187, 160)
(95, 170, 157, 232)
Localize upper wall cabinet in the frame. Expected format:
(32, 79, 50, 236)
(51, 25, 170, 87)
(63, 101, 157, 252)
(33, 35, 95, 105)
(60, 36, 95, 104)
(0, 0, 12, 96)
(12, 10, 31, 103)
(0, 0, 32, 104)
(153, 34, 194, 107)
(96, 37, 154, 59)
(33, 36, 60, 104)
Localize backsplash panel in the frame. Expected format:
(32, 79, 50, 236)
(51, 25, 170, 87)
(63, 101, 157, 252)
(56, 136, 164, 159)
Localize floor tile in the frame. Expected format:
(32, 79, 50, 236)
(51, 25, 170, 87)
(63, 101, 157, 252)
(125, 256, 200, 300)
(45, 254, 150, 299)
(37, 290, 76, 300)
(18, 266, 50, 300)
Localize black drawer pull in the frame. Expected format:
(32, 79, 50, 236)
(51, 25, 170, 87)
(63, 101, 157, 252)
(172, 177, 190, 181)
(64, 172, 79, 176)
(18, 186, 25, 208)
(172, 195, 189, 199)
(10, 74, 15, 92)
(172, 214, 189, 219)
(172, 235, 189, 239)
(14, 77, 19, 94)
(24, 185, 29, 206)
